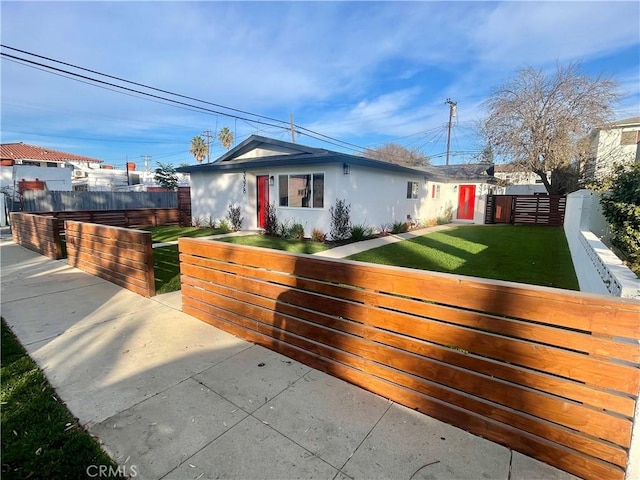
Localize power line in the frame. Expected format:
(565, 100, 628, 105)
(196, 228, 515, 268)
(1, 45, 367, 153)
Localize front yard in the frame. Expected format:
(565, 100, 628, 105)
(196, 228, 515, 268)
(347, 225, 579, 290)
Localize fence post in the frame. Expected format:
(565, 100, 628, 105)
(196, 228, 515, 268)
(627, 397, 640, 479)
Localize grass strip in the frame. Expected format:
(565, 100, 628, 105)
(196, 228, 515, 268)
(215, 234, 331, 254)
(1, 319, 122, 479)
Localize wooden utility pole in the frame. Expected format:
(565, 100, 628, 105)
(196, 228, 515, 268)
(445, 98, 457, 166)
(289, 113, 295, 143)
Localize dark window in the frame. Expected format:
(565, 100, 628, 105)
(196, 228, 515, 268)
(620, 130, 640, 145)
(279, 173, 324, 208)
(407, 181, 418, 199)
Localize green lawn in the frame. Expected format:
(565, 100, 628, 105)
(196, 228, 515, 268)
(1, 320, 122, 479)
(347, 225, 579, 290)
(154, 245, 181, 294)
(142, 225, 226, 243)
(215, 234, 332, 254)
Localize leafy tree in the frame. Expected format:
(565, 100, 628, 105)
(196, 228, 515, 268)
(482, 63, 619, 194)
(218, 127, 234, 150)
(363, 143, 429, 167)
(190, 135, 208, 164)
(153, 162, 179, 190)
(599, 163, 640, 273)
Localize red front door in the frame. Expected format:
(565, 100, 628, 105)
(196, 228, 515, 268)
(457, 185, 476, 220)
(257, 175, 269, 228)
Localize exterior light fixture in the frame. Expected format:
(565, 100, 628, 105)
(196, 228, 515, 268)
(269, 175, 274, 186)
(453, 185, 458, 192)
(343, 163, 350, 175)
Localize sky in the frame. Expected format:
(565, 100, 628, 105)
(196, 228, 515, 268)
(1, 1, 639, 169)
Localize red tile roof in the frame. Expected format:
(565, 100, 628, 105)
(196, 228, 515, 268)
(0, 142, 103, 164)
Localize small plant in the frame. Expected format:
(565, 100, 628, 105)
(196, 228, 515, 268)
(329, 198, 351, 241)
(311, 228, 326, 243)
(227, 204, 243, 231)
(278, 218, 292, 238)
(427, 218, 438, 227)
(263, 203, 279, 236)
(437, 203, 454, 225)
(350, 224, 372, 241)
(288, 222, 305, 240)
(391, 221, 409, 234)
(206, 215, 217, 229)
(379, 223, 392, 236)
(218, 218, 232, 233)
(192, 215, 203, 228)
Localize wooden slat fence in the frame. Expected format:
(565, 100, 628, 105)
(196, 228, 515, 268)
(179, 239, 640, 480)
(41, 208, 180, 233)
(485, 195, 566, 226)
(177, 187, 192, 227)
(66, 221, 155, 297)
(9, 212, 63, 259)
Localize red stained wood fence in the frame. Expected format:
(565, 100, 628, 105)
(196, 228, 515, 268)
(40, 208, 180, 233)
(9, 212, 64, 259)
(66, 221, 155, 297)
(179, 238, 640, 480)
(485, 195, 566, 226)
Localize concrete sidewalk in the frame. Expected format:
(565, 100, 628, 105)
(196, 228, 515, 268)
(0, 239, 578, 480)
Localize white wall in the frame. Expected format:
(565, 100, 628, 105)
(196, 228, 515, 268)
(564, 190, 639, 298)
(593, 126, 640, 181)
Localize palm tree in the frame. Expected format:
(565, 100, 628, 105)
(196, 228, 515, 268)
(190, 135, 208, 164)
(218, 127, 234, 150)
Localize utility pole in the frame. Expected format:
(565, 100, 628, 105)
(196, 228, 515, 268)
(289, 113, 295, 143)
(445, 98, 457, 166)
(202, 129, 213, 163)
(142, 155, 151, 174)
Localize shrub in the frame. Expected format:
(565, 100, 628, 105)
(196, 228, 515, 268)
(206, 215, 217, 229)
(427, 218, 438, 227)
(218, 218, 232, 233)
(379, 223, 392, 236)
(437, 204, 454, 224)
(329, 198, 351, 240)
(278, 218, 292, 238)
(287, 222, 305, 240)
(391, 221, 409, 234)
(599, 163, 640, 272)
(192, 215, 203, 228)
(350, 224, 372, 241)
(311, 228, 326, 243)
(227, 204, 243, 231)
(263, 203, 279, 236)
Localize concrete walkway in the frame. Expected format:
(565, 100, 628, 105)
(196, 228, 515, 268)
(0, 236, 578, 480)
(314, 225, 455, 259)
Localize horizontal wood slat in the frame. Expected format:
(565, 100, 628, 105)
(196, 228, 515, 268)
(179, 239, 640, 480)
(41, 208, 180, 231)
(66, 221, 155, 297)
(10, 213, 63, 259)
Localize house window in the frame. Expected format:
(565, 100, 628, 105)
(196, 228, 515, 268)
(431, 185, 440, 199)
(279, 173, 324, 208)
(406, 182, 418, 199)
(620, 130, 640, 145)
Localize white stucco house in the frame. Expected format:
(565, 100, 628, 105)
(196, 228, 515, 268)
(587, 116, 640, 181)
(177, 135, 500, 237)
(493, 165, 548, 194)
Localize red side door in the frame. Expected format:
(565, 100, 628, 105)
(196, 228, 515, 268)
(457, 185, 476, 220)
(257, 175, 269, 228)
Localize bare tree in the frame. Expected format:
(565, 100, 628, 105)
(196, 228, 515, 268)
(481, 63, 619, 194)
(363, 143, 429, 167)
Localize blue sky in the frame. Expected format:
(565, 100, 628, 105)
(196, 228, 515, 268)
(1, 1, 639, 168)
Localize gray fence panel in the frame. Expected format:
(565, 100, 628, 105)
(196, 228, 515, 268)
(22, 191, 177, 212)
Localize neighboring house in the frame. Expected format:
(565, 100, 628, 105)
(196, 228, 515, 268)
(586, 116, 640, 181)
(1, 142, 188, 193)
(177, 135, 500, 236)
(493, 165, 548, 194)
(0, 142, 99, 203)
